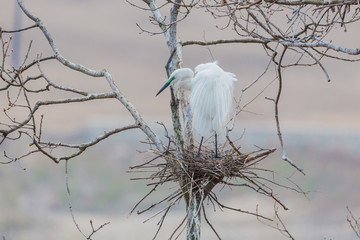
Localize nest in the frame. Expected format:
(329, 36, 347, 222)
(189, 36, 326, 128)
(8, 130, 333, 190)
(131, 141, 276, 190)
(128, 138, 308, 239)
(127, 132, 312, 239)
(129, 138, 277, 209)
(179, 145, 275, 179)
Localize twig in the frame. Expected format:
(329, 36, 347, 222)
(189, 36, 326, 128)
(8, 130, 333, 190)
(347, 206, 360, 238)
(182, 38, 266, 47)
(1, 24, 38, 33)
(266, 47, 305, 175)
(274, 205, 295, 239)
(209, 193, 273, 221)
(65, 161, 88, 239)
(169, 214, 188, 239)
(88, 220, 110, 240)
(202, 203, 222, 240)
(301, 47, 331, 82)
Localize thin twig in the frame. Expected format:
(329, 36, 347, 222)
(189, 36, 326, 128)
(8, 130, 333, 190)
(65, 161, 88, 239)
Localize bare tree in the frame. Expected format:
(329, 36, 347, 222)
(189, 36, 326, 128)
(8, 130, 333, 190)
(129, 0, 360, 239)
(1, 0, 360, 239)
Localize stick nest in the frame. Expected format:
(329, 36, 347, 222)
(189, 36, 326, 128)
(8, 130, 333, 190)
(176, 145, 275, 180)
(134, 142, 276, 187)
(130, 139, 277, 196)
(128, 138, 305, 239)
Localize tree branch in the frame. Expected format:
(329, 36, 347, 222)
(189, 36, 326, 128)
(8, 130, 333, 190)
(15, 0, 165, 153)
(265, 0, 359, 6)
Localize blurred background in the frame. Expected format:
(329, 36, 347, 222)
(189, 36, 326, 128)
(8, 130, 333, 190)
(1, 0, 360, 239)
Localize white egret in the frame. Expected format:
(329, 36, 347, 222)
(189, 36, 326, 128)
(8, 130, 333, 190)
(156, 61, 237, 157)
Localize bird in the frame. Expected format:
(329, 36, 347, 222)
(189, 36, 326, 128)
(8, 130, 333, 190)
(156, 61, 237, 158)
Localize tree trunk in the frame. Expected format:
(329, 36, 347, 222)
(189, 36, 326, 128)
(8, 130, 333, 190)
(155, 1, 201, 238)
(186, 191, 202, 240)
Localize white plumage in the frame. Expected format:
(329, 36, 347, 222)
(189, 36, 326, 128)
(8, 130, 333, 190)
(190, 62, 237, 137)
(156, 61, 237, 156)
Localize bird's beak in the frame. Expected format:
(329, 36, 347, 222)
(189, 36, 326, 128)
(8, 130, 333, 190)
(155, 77, 174, 96)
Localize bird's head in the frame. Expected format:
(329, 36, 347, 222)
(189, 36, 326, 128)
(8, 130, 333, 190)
(156, 68, 194, 96)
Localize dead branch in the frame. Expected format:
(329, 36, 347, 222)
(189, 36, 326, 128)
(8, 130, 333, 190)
(266, 47, 305, 175)
(347, 206, 360, 239)
(127, 136, 307, 238)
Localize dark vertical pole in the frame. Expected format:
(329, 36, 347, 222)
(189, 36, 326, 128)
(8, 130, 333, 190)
(214, 133, 218, 158)
(196, 136, 204, 157)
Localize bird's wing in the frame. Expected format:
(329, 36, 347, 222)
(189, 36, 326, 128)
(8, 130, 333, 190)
(190, 65, 236, 136)
(194, 61, 218, 74)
